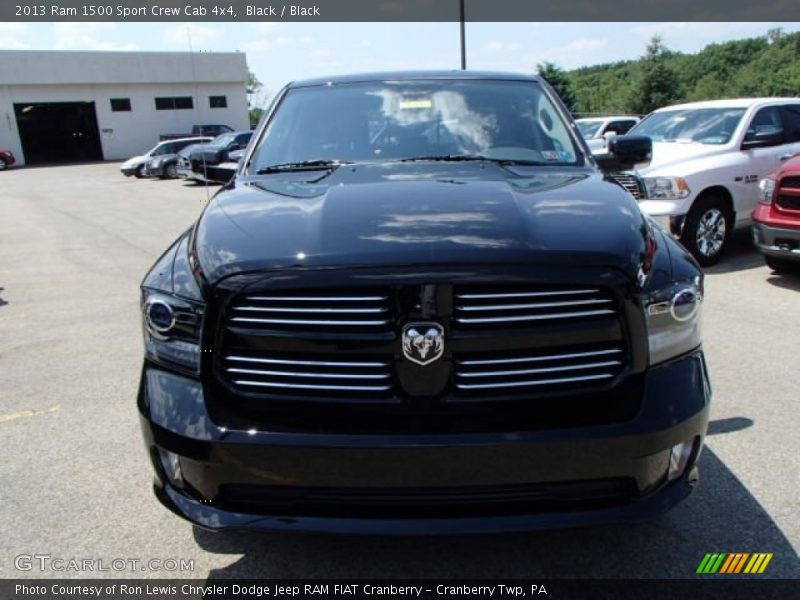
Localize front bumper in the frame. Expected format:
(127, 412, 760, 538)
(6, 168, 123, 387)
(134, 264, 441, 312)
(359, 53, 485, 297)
(752, 220, 800, 262)
(138, 351, 710, 534)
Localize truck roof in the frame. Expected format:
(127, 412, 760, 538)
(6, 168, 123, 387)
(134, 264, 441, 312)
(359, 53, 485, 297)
(289, 70, 540, 88)
(654, 97, 800, 111)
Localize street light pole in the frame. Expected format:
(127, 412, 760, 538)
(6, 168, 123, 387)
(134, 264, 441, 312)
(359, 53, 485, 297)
(459, 0, 466, 70)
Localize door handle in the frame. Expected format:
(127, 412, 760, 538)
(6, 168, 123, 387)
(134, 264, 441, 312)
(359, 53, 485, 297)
(779, 154, 794, 161)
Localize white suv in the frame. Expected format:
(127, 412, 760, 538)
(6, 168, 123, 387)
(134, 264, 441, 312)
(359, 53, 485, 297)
(624, 98, 800, 265)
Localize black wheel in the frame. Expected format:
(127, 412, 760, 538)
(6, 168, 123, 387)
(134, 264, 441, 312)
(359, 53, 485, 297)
(765, 255, 797, 273)
(0, 158, 7, 171)
(134, 165, 145, 179)
(164, 163, 178, 179)
(680, 194, 733, 266)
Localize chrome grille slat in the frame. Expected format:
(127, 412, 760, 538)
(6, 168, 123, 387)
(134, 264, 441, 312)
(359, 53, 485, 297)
(459, 348, 622, 366)
(457, 360, 622, 379)
(247, 295, 388, 302)
(231, 317, 389, 326)
(456, 373, 615, 390)
(456, 298, 612, 312)
(610, 173, 644, 200)
(456, 289, 599, 299)
(456, 309, 615, 324)
(226, 355, 389, 368)
(227, 368, 390, 380)
(233, 306, 387, 314)
(233, 380, 392, 392)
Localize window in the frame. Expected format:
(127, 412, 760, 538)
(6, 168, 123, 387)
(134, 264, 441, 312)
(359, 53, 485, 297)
(605, 120, 637, 135)
(110, 98, 131, 112)
(780, 105, 800, 143)
(209, 96, 227, 108)
(155, 96, 194, 110)
(745, 106, 783, 141)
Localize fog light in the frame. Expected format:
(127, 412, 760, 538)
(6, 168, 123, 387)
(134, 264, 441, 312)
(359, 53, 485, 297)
(158, 448, 184, 488)
(668, 441, 694, 481)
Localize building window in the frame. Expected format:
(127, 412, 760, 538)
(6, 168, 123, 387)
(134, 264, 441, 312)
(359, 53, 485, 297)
(110, 98, 131, 112)
(209, 95, 227, 108)
(155, 96, 194, 110)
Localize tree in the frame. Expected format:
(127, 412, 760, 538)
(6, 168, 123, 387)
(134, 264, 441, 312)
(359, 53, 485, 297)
(628, 36, 682, 115)
(246, 68, 266, 128)
(536, 62, 576, 112)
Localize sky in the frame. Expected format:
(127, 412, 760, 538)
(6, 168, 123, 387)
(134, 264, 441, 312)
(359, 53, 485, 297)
(1, 21, 798, 106)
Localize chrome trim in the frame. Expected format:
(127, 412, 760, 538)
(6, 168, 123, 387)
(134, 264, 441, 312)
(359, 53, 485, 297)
(459, 348, 622, 366)
(233, 380, 392, 391)
(246, 295, 388, 302)
(456, 373, 615, 390)
(233, 306, 387, 314)
(457, 360, 622, 378)
(455, 309, 615, 324)
(456, 290, 600, 299)
(227, 368, 390, 380)
(231, 317, 389, 326)
(226, 355, 389, 368)
(456, 298, 612, 312)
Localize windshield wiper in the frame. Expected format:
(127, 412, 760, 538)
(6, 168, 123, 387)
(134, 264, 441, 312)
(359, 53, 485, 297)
(398, 154, 549, 166)
(255, 159, 352, 174)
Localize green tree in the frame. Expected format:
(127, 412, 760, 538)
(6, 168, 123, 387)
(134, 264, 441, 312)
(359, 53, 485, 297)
(536, 62, 576, 112)
(628, 36, 683, 114)
(246, 68, 265, 128)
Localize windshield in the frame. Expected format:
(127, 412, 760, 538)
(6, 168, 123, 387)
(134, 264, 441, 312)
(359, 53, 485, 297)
(629, 107, 746, 144)
(250, 80, 582, 171)
(211, 133, 235, 147)
(576, 120, 604, 138)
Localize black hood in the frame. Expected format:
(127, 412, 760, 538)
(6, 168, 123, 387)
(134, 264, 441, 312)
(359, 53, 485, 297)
(192, 162, 651, 286)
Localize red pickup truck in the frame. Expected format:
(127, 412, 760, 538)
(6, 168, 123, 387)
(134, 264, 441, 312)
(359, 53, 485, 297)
(754, 155, 800, 273)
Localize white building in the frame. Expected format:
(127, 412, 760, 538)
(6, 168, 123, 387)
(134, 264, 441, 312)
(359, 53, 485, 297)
(0, 50, 250, 166)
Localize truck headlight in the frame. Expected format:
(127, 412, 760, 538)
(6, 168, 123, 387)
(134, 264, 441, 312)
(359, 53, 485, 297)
(758, 177, 775, 205)
(643, 176, 691, 200)
(645, 277, 703, 365)
(141, 291, 203, 372)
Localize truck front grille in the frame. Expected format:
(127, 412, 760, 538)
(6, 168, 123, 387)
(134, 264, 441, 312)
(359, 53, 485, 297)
(777, 176, 800, 211)
(228, 289, 394, 334)
(453, 285, 617, 329)
(610, 173, 644, 200)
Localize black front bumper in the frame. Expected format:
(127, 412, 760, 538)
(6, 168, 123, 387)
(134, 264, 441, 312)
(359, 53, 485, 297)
(138, 351, 710, 534)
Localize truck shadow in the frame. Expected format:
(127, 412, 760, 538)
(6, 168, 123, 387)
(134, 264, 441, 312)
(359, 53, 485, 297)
(192, 425, 798, 579)
(704, 230, 764, 275)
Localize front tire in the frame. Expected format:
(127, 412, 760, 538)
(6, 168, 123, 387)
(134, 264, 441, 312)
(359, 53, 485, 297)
(164, 163, 178, 179)
(765, 256, 797, 273)
(0, 158, 7, 171)
(134, 165, 145, 179)
(680, 195, 733, 266)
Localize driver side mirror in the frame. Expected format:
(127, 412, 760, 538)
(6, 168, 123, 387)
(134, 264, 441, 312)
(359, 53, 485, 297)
(594, 135, 652, 173)
(741, 130, 784, 150)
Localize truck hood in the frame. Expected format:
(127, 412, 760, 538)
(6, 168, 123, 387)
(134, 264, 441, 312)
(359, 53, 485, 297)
(192, 163, 651, 286)
(639, 141, 728, 174)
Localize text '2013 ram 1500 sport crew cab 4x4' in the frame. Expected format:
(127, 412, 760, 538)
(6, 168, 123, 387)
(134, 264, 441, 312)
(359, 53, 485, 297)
(138, 71, 710, 534)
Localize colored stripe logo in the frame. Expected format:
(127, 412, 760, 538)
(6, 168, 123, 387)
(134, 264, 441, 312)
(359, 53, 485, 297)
(697, 553, 773, 574)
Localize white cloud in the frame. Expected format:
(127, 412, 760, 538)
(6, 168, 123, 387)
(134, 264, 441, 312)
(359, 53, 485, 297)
(52, 23, 138, 51)
(482, 40, 522, 54)
(631, 22, 757, 40)
(0, 23, 30, 49)
(161, 24, 221, 49)
(524, 38, 608, 69)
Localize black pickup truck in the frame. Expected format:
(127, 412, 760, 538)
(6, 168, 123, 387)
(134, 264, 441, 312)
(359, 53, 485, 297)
(138, 71, 710, 535)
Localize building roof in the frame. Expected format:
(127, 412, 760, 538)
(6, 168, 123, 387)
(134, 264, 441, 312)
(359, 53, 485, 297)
(0, 50, 248, 86)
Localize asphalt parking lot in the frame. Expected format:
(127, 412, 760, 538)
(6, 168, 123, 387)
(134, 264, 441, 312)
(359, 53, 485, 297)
(0, 162, 798, 580)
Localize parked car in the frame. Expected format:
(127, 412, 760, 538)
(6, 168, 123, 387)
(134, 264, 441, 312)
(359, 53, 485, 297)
(186, 130, 252, 182)
(138, 71, 710, 535)
(622, 98, 800, 265)
(576, 116, 639, 153)
(143, 138, 212, 179)
(120, 137, 210, 178)
(753, 155, 800, 272)
(160, 124, 233, 141)
(0, 148, 16, 170)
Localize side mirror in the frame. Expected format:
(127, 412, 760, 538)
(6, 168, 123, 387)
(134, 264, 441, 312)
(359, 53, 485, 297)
(741, 130, 783, 150)
(594, 135, 652, 173)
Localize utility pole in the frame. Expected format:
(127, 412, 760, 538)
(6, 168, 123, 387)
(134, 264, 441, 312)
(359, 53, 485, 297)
(459, 0, 466, 70)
